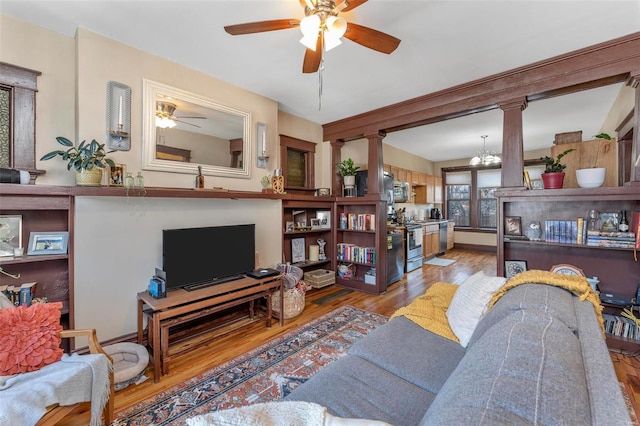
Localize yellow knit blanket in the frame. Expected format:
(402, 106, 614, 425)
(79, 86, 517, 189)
(390, 282, 459, 343)
(488, 270, 605, 335)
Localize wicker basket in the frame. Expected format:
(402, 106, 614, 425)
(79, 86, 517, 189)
(271, 285, 306, 319)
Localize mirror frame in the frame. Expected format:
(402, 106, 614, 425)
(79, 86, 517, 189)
(142, 79, 252, 178)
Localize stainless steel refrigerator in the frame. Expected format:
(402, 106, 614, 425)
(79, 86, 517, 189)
(387, 231, 404, 285)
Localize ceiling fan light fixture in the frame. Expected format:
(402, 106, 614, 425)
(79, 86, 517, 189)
(300, 14, 321, 50)
(324, 16, 347, 51)
(156, 116, 177, 129)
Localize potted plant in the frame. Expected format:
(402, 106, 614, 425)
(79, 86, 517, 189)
(575, 133, 611, 188)
(337, 158, 360, 188)
(40, 136, 115, 186)
(540, 148, 575, 189)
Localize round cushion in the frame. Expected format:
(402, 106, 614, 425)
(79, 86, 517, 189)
(103, 342, 149, 384)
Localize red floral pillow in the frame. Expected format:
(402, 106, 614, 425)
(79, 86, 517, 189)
(0, 302, 64, 375)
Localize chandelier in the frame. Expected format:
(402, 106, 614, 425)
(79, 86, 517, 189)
(470, 135, 501, 166)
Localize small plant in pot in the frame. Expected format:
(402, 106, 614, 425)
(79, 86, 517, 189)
(337, 158, 360, 187)
(41, 136, 116, 186)
(540, 148, 575, 189)
(576, 133, 611, 188)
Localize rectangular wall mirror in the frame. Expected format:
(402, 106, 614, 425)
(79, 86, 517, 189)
(142, 79, 251, 179)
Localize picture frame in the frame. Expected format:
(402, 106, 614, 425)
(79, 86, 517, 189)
(291, 237, 306, 263)
(316, 210, 331, 229)
(285, 221, 295, 233)
(315, 188, 331, 197)
(109, 163, 126, 187)
(600, 212, 619, 231)
(530, 179, 544, 190)
(0, 215, 22, 257)
(292, 210, 307, 229)
(523, 171, 532, 190)
(504, 216, 522, 236)
(310, 218, 322, 229)
(27, 231, 69, 255)
(505, 260, 527, 279)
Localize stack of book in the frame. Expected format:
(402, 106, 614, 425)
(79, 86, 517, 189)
(344, 213, 376, 231)
(603, 313, 639, 341)
(336, 243, 376, 264)
(586, 230, 636, 248)
(544, 219, 587, 244)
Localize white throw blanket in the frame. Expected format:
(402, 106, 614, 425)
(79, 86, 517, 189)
(0, 353, 111, 426)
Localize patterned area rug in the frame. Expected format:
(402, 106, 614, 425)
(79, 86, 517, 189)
(113, 306, 388, 425)
(621, 382, 640, 426)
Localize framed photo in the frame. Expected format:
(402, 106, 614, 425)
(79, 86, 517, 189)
(505, 260, 527, 279)
(27, 232, 69, 255)
(600, 212, 618, 231)
(108, 163, 126, 187)
(504, 216, 522, 236)
(316, 210, 331, 229)
(310, 218, 321, 229)
(530, 179, 544, 190)
(0, 215, 22, 257)
(291, 238, 306, 263)
(292, 210, 307, 229)
(315, 188, 331, 197)
(285, 221, 295, 233)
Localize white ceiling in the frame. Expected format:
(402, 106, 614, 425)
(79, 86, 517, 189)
(2, 0, 639, 161)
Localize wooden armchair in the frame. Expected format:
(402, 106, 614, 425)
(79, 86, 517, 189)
(36, 329, 114, 426)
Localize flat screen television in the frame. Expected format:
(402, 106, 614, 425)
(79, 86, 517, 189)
(162, 224, 255, 291)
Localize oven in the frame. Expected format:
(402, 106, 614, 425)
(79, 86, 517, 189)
(405, 224, 424, 272)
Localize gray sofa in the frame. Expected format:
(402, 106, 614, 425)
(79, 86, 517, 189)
(286, 283, 631, 425)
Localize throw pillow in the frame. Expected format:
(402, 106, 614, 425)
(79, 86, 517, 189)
(0, 302, 63, 375)
(446, 271, 506, 347)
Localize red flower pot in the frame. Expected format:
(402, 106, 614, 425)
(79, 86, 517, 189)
(541, 172, 565, 189)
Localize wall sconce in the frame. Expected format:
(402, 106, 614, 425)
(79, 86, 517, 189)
(106, 81, 131, 151)
(256, 122, 269, 169)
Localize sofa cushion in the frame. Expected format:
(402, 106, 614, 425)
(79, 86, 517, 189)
(349, 316, 465, 394)
(445, 271, 506, 347)
(421, 307, 590, 425)
(286, 354, 435, 426)
(467, 283, 579, 349)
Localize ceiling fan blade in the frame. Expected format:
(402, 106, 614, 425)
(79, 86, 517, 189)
(343, 22, 400, 54)
(175, 119, 201, 128)
(224, 19, 299, 35)
(174, 116, 205, 119)
(302, 37, 323, 73)
(341, 0, 368, 12)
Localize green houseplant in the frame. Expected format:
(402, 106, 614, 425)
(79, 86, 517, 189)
(540, 148, 575, 189)
(337, 158, 360, 177)
(41, 136, 116, 186)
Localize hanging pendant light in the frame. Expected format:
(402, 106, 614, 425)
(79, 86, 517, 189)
(470, 135, 501, 165)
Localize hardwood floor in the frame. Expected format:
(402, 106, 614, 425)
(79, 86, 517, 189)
(61, 249, 639, 424)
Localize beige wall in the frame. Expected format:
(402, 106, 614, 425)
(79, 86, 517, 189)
(1, 16, 303, 340)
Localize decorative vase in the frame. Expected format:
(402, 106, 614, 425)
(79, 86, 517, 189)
(75, 168, 102, 186)
(576, 167, 605, 188)
(343, 175, 356, 187)
(541, 172, 565, 189)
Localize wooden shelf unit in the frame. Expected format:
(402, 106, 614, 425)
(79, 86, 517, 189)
(496, 186, 640, 352)
(0, 184, 74, 333)
(335, 196, 387, 295)
(282, 198, 335, 274)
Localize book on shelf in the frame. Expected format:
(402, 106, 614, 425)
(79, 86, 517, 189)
(19, 282, 37, 306)
(586, 240, 636, 248)
(586, 230, 636, 238)
(336, 243, 376, 264)
(586, 235, 636, 242)
(544, 220, 583, 244)
(603, 313, 639, 341)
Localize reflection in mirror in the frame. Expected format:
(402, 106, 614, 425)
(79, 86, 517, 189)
(142, 79, 251, 178)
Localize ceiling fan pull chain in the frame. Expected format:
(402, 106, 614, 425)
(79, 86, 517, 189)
(318, 57, 325, 110)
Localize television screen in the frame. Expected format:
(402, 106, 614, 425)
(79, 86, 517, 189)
(162, 224, 255, 290)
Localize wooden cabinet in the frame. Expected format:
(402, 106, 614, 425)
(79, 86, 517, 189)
(335, 197, 387, 294)
(422, 223, 439, 259)
(433, 177, 443, 203)
(496, 186, 640, 352)
(412, 172, 426, 186)
(447, 221, 455, 250)
(389, 166, 399, 181)
(0, 185, 74, 345)
(414, 186, 426, 204)
(282, 197, 334, 274)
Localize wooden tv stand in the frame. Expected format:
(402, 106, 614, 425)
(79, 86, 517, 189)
(137, 274, 283, 382)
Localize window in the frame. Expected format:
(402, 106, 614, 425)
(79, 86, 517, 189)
(279, 134, 316, 191)
(444, 164, 543, 231)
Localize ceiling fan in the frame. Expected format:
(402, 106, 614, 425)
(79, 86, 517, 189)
(224, 0, 401, 73)
(156, 101, 205, 129)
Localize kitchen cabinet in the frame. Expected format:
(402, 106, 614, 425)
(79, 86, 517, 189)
(433, 177, 443, 203)
(447, 221, 455, 250)
(423, 223, 440, 259)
